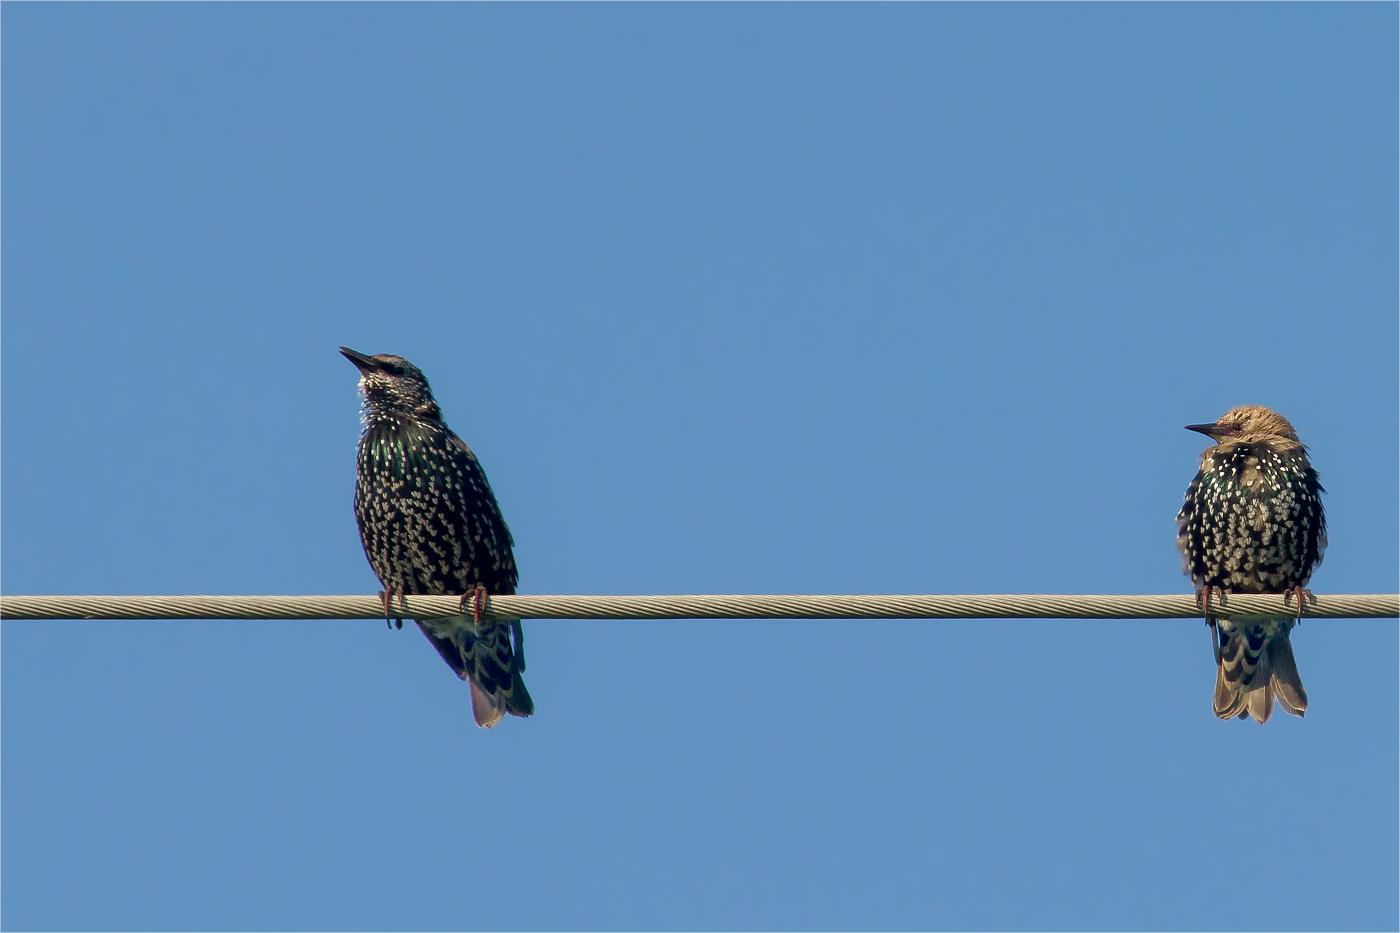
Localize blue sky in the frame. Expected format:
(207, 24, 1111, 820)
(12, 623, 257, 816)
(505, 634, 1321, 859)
(3, 5, 1396, 930)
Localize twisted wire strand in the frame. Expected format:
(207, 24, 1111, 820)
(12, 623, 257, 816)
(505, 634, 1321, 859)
(1, 593, 1395, 621)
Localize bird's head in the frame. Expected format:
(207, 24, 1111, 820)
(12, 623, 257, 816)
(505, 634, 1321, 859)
(340, 347, 442, 421)
(1185, 404, 1301, 447)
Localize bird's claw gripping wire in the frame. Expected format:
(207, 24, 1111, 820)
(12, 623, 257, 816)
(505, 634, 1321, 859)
(459, 586, 489, 624)
(1284, 586, 1315, 623)
(379, 589, 403, 630)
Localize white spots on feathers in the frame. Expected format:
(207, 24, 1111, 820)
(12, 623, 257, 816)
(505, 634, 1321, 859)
(1176, 435, 1325, 593)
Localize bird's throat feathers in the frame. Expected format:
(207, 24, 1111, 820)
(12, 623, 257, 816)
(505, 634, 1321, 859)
(1198, 440, 1318, 506)
(357, 382, 443, 430)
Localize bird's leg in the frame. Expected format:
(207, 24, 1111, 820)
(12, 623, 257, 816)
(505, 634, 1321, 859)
(458, 585, 489, 624)
(380, 589, 403, 630)
(1196, 586, 1222, 666)
(1284, 586, 1314, 623)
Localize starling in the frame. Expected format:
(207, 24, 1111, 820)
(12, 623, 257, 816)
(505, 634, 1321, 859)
(1176, 405, 1326, 724)
(341, 347, 533, 728)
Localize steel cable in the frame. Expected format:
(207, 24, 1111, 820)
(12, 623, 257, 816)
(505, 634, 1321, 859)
(1, 593, 1395, 621)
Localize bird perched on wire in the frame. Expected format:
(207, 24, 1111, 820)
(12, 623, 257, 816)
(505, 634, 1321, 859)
(341, 347, 532, 728)
(1176, 404, 1326, 724)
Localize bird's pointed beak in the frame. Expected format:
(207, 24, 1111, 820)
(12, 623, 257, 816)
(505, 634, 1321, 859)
(1185, 422, 1240, 441)
(340, 347, 380, 372)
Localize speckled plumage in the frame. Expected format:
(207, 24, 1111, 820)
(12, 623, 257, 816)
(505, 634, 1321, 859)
(1176, 405, 1326, 723)
(342, 347, 532, 728)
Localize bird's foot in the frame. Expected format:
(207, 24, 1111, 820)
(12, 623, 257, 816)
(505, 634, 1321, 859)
(1194, 586, 1229, 612)
(458, 586, 489, 624)
(380, 589, 403, 630)
(1284, 586, 1315, 621)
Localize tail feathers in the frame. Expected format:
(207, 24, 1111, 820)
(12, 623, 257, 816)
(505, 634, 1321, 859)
(1244, 656, 1274, 724)
(1268, 635, 1308, 717)
(1212, 619, 1305, 724)
(1214, 666, 1274, 722)
(415, 617, 534, 728)
(470, 680, 505, 728)
(1212, 668, 1247, 720)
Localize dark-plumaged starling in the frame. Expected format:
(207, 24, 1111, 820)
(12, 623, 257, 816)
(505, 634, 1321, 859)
(1176, 405, 1326, 724)
(341, 347, 533, 728)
